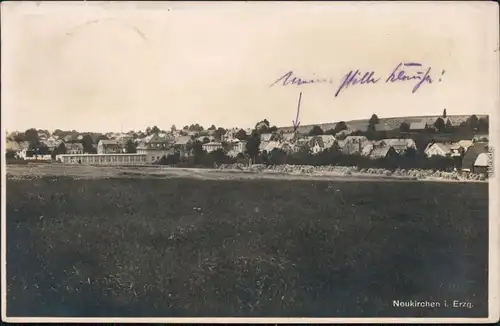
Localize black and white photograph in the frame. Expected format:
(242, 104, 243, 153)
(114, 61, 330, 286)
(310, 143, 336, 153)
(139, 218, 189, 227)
(2, 1, 499, 323)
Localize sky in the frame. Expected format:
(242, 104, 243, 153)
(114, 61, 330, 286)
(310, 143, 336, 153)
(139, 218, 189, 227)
(2, 1, 499, 133)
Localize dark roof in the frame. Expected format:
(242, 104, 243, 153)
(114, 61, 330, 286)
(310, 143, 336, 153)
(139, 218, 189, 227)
(462, 142, 488, 170)
(369, 145, 394, 159)
(99, 139, 120, 146)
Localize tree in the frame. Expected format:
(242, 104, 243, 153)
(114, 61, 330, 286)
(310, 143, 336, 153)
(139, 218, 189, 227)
(52, 142, 66, 159)
(207, 149, 232, 166)
(192, 141, 206, 165)
(268, 148, 287, 165)
(125, 139, 137, 153)
(146, 127, 152, 135)
(369, 114, 379, 126)
(443, 108, 447, 118)
(400, 122, 410, 132)
(214, 127, 226, 142)
(478, 117, 489, 132)
(188, 124, 204, 132)
(466, 114, 479, 131)
(445, 119, 452, 132)
(334, 121, 348, 133)
(171, 125, 177, 132)
(81, 134, 94, 153)
(235, 129, 247, 140)
(309, 125, 324, 136)
(245, 131, 261, 164)
(151, 126, 160, 134)
(434, 117, 445, 132)
(24, 128, 40, 146)
(255, 119, 270, 131)
(368, 114, 379, 132)
(6, 149, 17, 159)
(208, 124, 216, 130)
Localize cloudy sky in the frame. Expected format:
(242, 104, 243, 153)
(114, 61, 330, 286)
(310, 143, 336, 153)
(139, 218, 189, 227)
(2, 1, 498, 133)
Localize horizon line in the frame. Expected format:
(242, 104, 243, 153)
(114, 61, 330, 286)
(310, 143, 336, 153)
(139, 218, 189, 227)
(4, 113, 490, 135)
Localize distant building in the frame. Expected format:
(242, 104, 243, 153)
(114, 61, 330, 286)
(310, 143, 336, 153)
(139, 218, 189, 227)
(425, 143, 451, 157)
(97, 140, 122, 154)
(260, 133, 274, 142)
(307, 135, 336, 154)
(381, 138, 417, 154)
(196, 135, 216, 143)
(66, 143, 84, 155)
(278, 141, 297, 154)
(462, 142, 489, 172)
(58, 153, 147, 165)
(136, 134, 173, 164)
(473, 153, 489, 174)
(202, 142, 223, 153)
(409, 121, 428, 131)
(6, 140, 29, 159)
(174, 136, 193, 157)
(369, 145, 397, 160)
(280, 132, 297, 142)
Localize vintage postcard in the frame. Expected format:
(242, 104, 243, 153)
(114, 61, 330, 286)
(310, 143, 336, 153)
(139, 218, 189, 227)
(1, 1, 499, 323)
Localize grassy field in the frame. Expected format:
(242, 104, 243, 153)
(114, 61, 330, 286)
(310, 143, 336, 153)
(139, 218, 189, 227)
(6, 176, 488, 317)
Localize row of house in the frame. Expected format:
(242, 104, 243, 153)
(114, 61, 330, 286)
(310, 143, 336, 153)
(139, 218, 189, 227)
(5, 139, 84, 160)
(256, 132, 489, 172)
(75, 134, 248, 165)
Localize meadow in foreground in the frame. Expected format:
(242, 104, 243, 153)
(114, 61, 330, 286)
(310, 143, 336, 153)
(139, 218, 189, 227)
(6, 177, 488, 317)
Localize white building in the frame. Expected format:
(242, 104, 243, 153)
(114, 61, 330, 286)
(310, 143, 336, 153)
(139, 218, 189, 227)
(202, 142, 223, 153)
(425, 143, 452, 157)
(58, 153, 148, 165)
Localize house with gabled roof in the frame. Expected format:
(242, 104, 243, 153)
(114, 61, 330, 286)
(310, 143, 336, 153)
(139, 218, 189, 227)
(259, 141, 270, 152)
(278, 141, 297, 154)
(410, 121, 428, 131)
(473, 153, 489, 174)
(369, 145, 397, 160)
(307, 135, 337, 154)
(381, 138, 416, 154)
(173, 135, 193, 157)
(280, 132, 297, 142)
(66, 143, 84, 154)
(462, 142, 489, 172)
(260, 133, 275, 142)
(136, 133, 174, 163)
(97, 139, 123, 154)
(424, 142, 451, 157)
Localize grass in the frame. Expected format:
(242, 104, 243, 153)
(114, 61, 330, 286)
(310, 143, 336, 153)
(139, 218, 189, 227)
(6, 176, 488, 317)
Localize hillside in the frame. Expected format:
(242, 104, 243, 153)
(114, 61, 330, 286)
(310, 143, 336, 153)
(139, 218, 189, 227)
(276, 115, 488, 134)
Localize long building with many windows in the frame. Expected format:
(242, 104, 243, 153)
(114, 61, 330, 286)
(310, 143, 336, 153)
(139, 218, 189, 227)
(57, 153, 148, 165)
